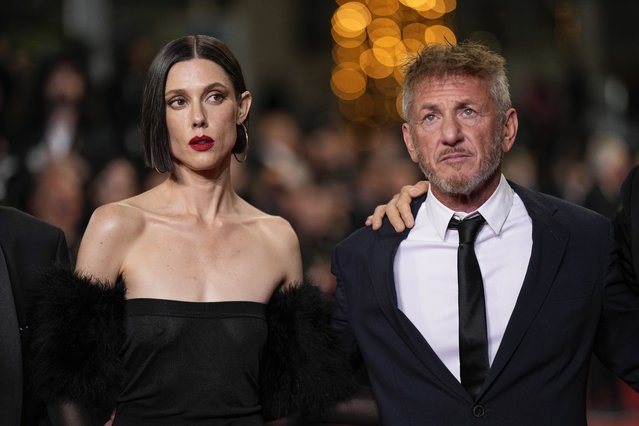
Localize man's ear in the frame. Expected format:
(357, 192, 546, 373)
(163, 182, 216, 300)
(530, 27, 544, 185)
(501, 108, 518, 153)
(402, 122, 419, 163)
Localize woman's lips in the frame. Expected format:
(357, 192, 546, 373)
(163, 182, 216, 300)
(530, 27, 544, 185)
(189, 135, 214, 151)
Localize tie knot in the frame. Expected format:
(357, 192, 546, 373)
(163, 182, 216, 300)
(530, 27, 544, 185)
(449, 214, 486, 245)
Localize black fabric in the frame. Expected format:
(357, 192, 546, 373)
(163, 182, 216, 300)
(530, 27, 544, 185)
(0, 246, 23, 426)
(29, 269, 361, 425)
(0, 206, 70, 426)
(261, 281, 358, 420)
(615, 164, 639, 296)
(115, 299, 266, 425)
(449, 214, 488, 400)
(29, 266, 126, 425)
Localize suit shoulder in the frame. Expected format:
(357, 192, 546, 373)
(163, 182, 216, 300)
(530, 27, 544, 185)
(334, 219, 404, 255)
(0, 206, 64, 240)
(334, 224, 376, 253)
(515, 184, 611, 227)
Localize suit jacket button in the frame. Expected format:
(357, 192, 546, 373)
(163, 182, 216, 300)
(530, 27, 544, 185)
(472, 404, 485, 417)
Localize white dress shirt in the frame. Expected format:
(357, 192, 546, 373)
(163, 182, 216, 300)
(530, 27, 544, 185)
(394, 175, 532, 382)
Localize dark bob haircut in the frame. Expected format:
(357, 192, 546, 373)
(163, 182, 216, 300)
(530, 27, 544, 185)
(140, 35, 249, 173)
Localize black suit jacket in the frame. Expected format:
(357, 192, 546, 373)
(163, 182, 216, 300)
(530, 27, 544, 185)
(615, 164, 639, 296)
(331, 182, 639, 426)
(0, 207, 69, 426)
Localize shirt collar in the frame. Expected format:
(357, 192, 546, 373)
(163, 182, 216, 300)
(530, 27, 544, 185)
(425, 174, 514, 240)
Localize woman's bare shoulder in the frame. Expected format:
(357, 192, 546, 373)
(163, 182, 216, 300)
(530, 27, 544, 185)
(75, 200, 147, 282)
(239, 203, 303, 284)
(89, 201, 146, 237)
(242, 202, 298, 244)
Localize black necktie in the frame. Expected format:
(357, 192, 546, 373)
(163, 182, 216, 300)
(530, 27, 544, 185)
(449, 214, 488, 400)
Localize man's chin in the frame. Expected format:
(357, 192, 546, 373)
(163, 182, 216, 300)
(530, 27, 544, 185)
(429, 175, 479, 195)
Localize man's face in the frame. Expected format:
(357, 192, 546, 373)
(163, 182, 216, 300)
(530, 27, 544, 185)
(402, 74, 516, 197)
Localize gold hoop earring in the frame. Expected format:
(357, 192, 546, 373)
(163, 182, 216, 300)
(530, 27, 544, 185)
(233, 122, 249, 163)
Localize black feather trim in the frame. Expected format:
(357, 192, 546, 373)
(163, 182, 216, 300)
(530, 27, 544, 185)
(29, 265, 126, 423)
(261, 281, 358, 419)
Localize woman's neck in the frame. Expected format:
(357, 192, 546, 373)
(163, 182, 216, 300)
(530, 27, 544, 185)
(163, 167, 239, 222)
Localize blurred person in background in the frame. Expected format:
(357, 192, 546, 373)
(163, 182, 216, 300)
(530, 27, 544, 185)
(88, 157, 141, 208)
(583, 132, 631, 219)
(26, 154, 89, 261)
(28, 34, 363, 426)
(6, 43, 121, 211)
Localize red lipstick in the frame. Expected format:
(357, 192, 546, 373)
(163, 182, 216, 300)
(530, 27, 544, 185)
(189, 135, 214, 151)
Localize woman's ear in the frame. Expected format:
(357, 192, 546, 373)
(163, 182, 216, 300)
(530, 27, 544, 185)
(237, 91, 252, 123)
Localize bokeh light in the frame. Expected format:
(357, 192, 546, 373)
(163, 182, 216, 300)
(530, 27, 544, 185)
(366, 0, 400, 17)
(332, 0, 457, 124)
(331, 63, 368, 101)
(332, 2, 372, 38)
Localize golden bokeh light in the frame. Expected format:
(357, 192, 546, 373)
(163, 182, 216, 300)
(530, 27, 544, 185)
(425, 25, 457, 45)
(399, 0, 435, 9)
(368, 18, 401, 45)
(332, 2, 372, 38)
(416, 0, 455, 19)
(331, 64, 368, 101)
(331, 0, 457, 124)
(393, 62, 406, 84)
(444, 0, 457, 13)
(366, 0, 400, 17)
(359, 48, 394, 79)
(371, 46, 395, 67)
(332, 27, 367, 48)
(402, 22, 428, 53)
(332, 44, 368, 64)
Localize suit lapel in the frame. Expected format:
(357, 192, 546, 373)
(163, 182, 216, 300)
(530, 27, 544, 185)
(367, 194, 470, 400)
(481, 184, 569, 394)
(0, 246, 23, 426)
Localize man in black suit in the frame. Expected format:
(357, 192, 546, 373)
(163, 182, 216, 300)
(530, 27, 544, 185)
(331, 41, 639, 425)
(0, 206, 69, 426)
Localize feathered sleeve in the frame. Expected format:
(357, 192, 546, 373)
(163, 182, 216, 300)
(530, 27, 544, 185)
(260, 281, 359, 420)
(29, 265, 126, 425)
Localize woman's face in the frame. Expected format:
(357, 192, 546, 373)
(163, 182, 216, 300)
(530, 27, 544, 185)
(164, 58, 251, 174)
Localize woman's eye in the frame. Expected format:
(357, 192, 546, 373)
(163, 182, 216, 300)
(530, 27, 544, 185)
(207, 93, 225, 103)
(167, 98, 186, 108)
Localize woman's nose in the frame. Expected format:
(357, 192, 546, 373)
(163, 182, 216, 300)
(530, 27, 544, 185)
(191, 104, 207, 128)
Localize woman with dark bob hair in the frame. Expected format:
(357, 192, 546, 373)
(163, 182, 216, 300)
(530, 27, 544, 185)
(29, 35, 367, 425)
